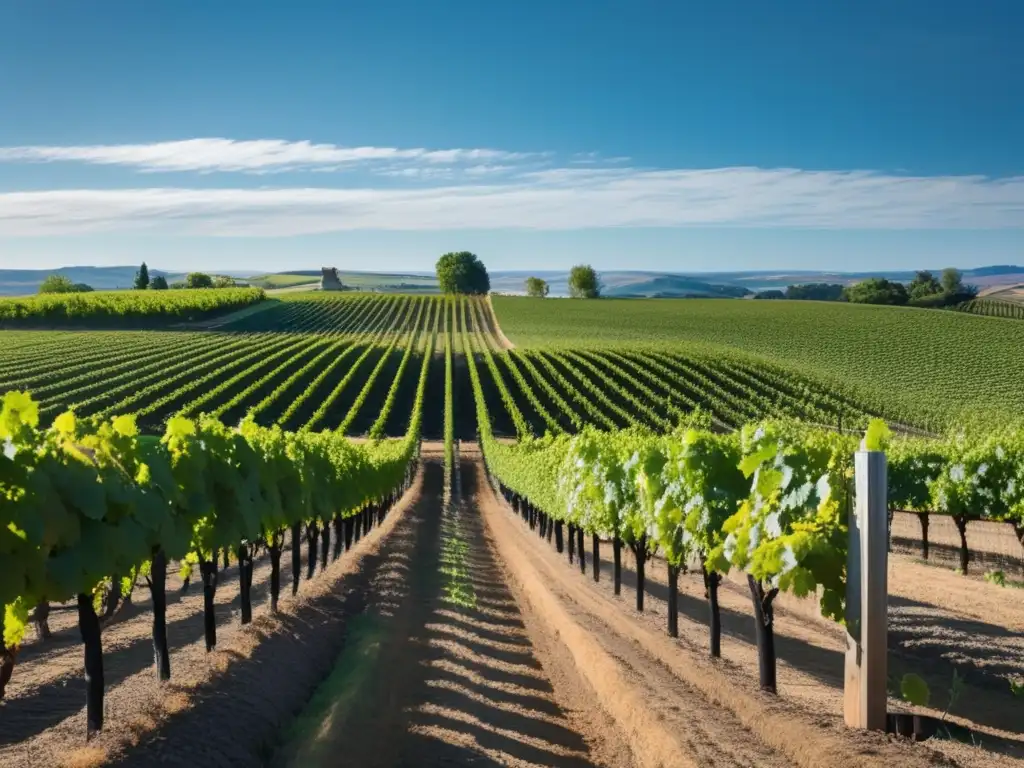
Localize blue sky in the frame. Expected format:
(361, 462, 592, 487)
(1, 0, 1023, 274)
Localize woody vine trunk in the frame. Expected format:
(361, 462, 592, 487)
(748, 575, 779, 693)
(78, 593, 104, 738)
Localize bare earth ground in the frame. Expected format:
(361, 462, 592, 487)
(891, 511, 1024, 577)
(486, 295, 516, 350)
(275, 450, 632, 767)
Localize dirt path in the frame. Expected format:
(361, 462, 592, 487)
(276, 452, 631, 768)
(582, 545, 1024, 765)
(487, 295, 516, 350)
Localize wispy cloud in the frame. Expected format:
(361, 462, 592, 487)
(0, 138, 544, 174)
(2, 167, 1024, 235)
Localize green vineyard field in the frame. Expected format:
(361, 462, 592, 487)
(0, 293, 892, 439)
(492, 295, 1024, 430)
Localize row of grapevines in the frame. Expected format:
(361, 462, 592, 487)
(92, 335, 285, 423)
(131, 336, 301, 422)
(888, 428, 1024, 572)
(249, 339, 351, 421)
(337, 298, 426, 435)
(176, 336, 320, 418)
(210, 339, 335, 423)
(369, 298, 438, 439)
(522, 350, 617, 430)
(481, 366, 1024, 698)
(0, 385, 422, 731)
(468, 296, 564, 435)
(570, 350, 675, 430)
(510, 350, 585, 431)
(601, 350, 708, 421)
(544, 351, 639, 428)
(26, 333, 213, 403)
(277, 342, 366, 430)
(0, 332, 163, 389)
(954, 298, 1024, 321)
(0, 287, 266, 326)
(462, 298, 533, 439)
(444, 297, 455, 481)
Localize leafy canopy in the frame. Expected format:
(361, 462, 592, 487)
(436, 252, 490, 295)
(843, 277, 908, 306)
(525, 276, 549, 298)
(185, 272, 214, 289)
(39, 275, 91, 295)
(568, 265, 600, 299)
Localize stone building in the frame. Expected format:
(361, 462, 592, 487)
(320, 267, 344, 291)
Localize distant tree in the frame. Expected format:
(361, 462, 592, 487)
(213, 275, 237, 288)
(908, 270, 942, 301)
(753, 289, 785, 300)
(941, 267, 964, 295)
(134, 262, 150, 290)
(72, 283, 94, 293)
(843, 278, 908, 306)
(185, 272, 214, 289)
(39, 275, 76, 294)
(150, 275, 169, 290)
(525, 277, 550, 298)
(568, 264, 600, 299)
(435, 252, 490, 295)
(784, 283, 845, 301)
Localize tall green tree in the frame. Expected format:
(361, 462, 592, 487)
(568, 265, 600, 299)
(525, 276, 549, 297)
(941, 267, 964, 295)
(134, 262, 150, 290)
(185, 272, 214, 289)
(435, 252, 490, 295)
(908, 270, 942, 300)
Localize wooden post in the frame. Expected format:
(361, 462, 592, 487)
(845, 450, 888, 731)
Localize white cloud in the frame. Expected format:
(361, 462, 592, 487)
(0, 138, 541, 174)
(1, 166, 1023, 236)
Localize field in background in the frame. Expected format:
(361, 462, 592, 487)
(0, 293, 886, 441)
(493, 295, 1024, 430)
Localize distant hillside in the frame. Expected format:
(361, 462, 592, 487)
(604, 276, 750, 298)
(698, 265, 1024, 292)
(491, 270, 754, 298)
(0, 266, 258, 296)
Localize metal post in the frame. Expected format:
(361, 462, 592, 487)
(845, 450, 888, 731)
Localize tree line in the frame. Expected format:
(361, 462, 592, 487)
(755, 268, 978, 307)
